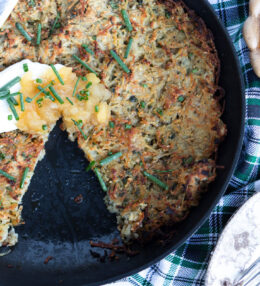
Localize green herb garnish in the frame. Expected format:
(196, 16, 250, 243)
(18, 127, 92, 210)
(124, 37, 133, 59)
(86, 82, 92, 89)
(0, 152, 5, 160)
(36, 23, 42, 45)
(15, 22, 32, 41)
(42, 125, 47, 131)
(86, 161, 96, 172)
(156, 108, 163, 116)
(20, 167, 29, 188)
(20, 93, 25, 112)
(0, 169, 16, 181)
(7, 99, 19, 121)
(73, 77, 80, 97)
(0, 92, 21, 101)
(110, 50, 130, 74)
(109, 121, 115, 128)
(94, 168, 107, 192)
(23, 63, 29, 72)
(49, 86, 64, 104)
(100, 152, 123, 166)
(49, 14, 60, 37)
(140, 101, 146, 108)
(121, 9, 133, 32)
(66, 97, 74, 105)
(95, 105, 99, 112)
(192, 68, 198, 74)
(143, 171, 169, 190)
(50, 64, 65, 85)
(36, 78, 43, 84)
(125, 124, 132, 130)
(72, 119, 88, 140)
(0, 76, 21, 91)
(7, 115, 12, 121)
(72, 55, 98, 76)
(82, 44, 95, 56)
(177, 95, 185, 103)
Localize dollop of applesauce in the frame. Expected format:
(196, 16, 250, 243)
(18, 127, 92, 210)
(16, 67, 111, 134)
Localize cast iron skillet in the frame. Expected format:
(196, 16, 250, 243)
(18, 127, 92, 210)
(0, 0, 245, 285)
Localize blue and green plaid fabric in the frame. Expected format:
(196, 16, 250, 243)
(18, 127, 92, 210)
(112, 0, 260, 285)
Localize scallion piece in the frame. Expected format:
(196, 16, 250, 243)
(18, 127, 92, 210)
(110, 50, 130, 74)
(20, 167, 29, 188)
(140, 101, 146, 108)
(10, 97, 19, 106)
(0, 90, 9, 97)
(36, 78, 43, 84)
(36, 23, 42, 45)
(15, 22, 32, 41)
(121, 9, 133, 32)
(95, 105, 99, 112)
(143, 171, 169, 190)
(82, 44, 95, 56)
(0, 92, 20, 100)
(66, 97, 74, 105)
(100, 152, 123, 166)
(177, 95, 185, 103)
(7, 99, 19, 121)
(73, 77, 80, 97)
(86, 161, 96, 172)
(72, 55, 98, 76)
(94, 168, 107, 192)
(42, 125, 47, 131)
(8, 115, 12, 121)
(86, 82, 92, 89)
(23, 63, 29, 72)
(109, 121, 115, 128)
(20, 93, 25, 112)
(72, 119, 88, 140)
(49, 14, 60, 37)
(0, 169, 16, 181)
(0, 76, 21, 91)
(27, 83, 54, 103)
(125, 124, 132, 130)
(124, 37, 133, 59)
(49, 86, 64, 104)
(82, 76, 87, 82)
(50, 64, 64, 85)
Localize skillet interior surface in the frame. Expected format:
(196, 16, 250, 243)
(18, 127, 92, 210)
(0, 0, 245, 285)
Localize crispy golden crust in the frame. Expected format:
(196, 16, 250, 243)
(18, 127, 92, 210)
(0, 0, 226, 243)
(0, 131, 44, 245)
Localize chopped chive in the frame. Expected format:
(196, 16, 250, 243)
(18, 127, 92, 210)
(66, 97, 74, 105)
(36, 23, 42, 45)
(49, 86, 64, 104)
(156, 108, 163, 116)
(141, 83, 148, 88)
(110, 50, 130, 74)
(50, 64, 64, 85)
(124, 37, 133, 59)
(20, 167, 29, 188)
(82, 44, 95, 56)
(36, 78, 43, 84)
(7, 99, 19, 121)
(36, 97, 44, 107)
(28, 0, 36, 7)
(125, 124, 132, 130)
(28, 83, 53, 102)
(82, 76, 88, 82)
(72, 77, 80, 97)
(80, 90, 85, 95)
(177, 95, 185, 103)
(0, 90, 9, 97)
(95, 105, 99, 112)
(0, 169, 16, 181)
(154, 169, 175, 173)
(121, 9, 133, 32)
(72, 55, 98, 75)
(42, 125, 47, 131)
(109, 121, 115, 128)
(192, 68, 198, 74)
(92, 35, 97, 41)
(77, 120, 83, 127)
(0, 76, 21, 91)
(143, 171, 169, 190)
(10, 97, 19, 106)
(8, 115, 12, 121)
(86, 161, 96, 172)
(25, 97, 32, 103)
(23, 63, 29, 72)
(100, 152, 123, 166)
(140, 101, 146, 108)
(0, 92, 20, 100)
(72, 119, 88, 140)
(15, 22, 32, 41)
(94, 168, 107, 192)
(20, 93, 25, 112)
(86, 82, 92, 89)
(49, 14, 60, 37)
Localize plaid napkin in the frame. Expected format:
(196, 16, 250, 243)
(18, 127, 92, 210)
(110, 0, 260, 285)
